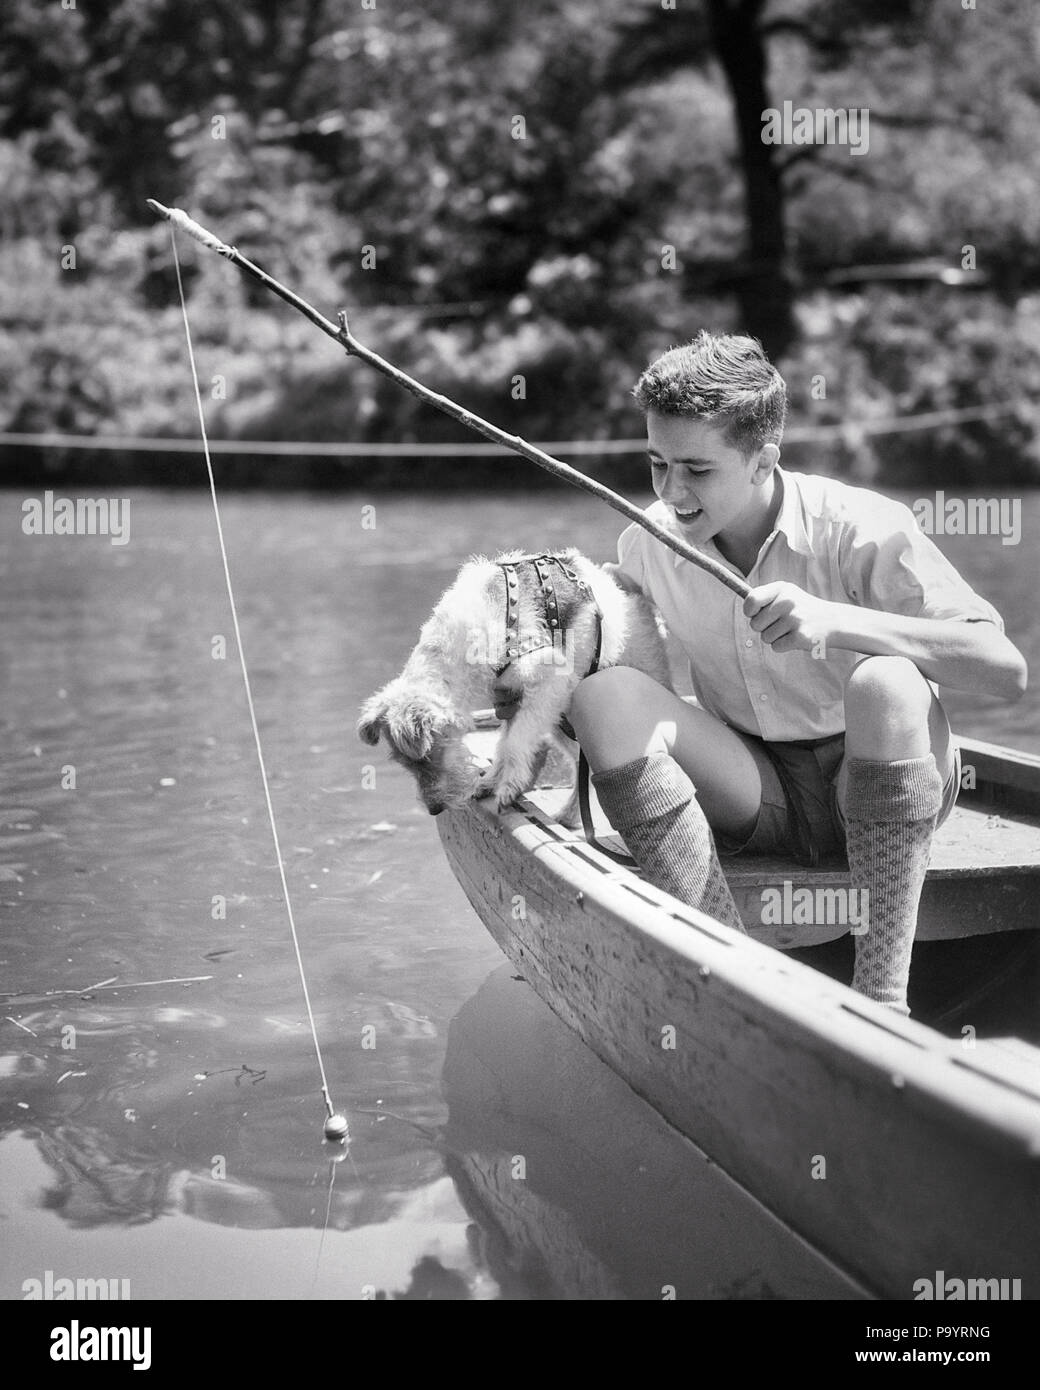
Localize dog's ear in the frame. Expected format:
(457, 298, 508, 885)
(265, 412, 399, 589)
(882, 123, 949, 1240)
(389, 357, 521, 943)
(357, 692, 388, 746)
(387, 700, 438, 761)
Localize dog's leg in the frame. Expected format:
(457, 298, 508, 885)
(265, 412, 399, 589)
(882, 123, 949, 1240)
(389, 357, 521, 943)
(527, 742, 552, 786)
(558, 781, 582, 831)
(617, 591, 674, 691)
(477, 664, 577, 812)
(540, 728, 582, 829)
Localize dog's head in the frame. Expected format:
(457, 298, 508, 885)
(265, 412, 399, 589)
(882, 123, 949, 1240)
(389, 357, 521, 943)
(357, 679, 478, 815)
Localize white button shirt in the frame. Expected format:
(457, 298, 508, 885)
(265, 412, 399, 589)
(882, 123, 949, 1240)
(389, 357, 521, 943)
(613, 467, 1004, 740)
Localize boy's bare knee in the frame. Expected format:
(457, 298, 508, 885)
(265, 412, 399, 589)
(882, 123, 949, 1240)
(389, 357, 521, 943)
(844, 656, 933, 759)
(571, 665, 653, 720)
(845, 655, 930, 714)
(569, 666, 668, 765)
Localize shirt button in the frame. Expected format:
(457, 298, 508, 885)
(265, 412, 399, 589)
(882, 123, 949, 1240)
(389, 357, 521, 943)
(744, 638, 753, 648)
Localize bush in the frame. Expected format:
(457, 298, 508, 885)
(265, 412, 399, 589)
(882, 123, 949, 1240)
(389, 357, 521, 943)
(780, 288, 1040, 486)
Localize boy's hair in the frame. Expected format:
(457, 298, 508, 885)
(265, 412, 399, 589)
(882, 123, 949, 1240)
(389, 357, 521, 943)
(632, 331, 787, 457)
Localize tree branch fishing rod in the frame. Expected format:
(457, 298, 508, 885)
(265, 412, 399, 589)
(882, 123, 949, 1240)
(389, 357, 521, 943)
(146, 198, 751, 601)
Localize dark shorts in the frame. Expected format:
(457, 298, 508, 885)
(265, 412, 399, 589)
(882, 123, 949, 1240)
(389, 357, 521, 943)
(715, 731, 962, 867)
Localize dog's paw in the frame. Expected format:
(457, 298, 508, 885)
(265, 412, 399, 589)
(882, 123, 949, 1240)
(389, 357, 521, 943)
(473, 766, 498, 800)
(491, 767, 534, 812)
(473, 764, 528, 813)
(492, 787, 524, 814)
(558, 787, 582, 830)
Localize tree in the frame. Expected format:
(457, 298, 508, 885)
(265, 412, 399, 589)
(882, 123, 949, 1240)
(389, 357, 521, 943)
(604, 0, 938, 358)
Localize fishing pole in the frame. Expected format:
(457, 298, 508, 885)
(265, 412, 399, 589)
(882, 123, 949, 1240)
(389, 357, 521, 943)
(146, 199, 752, 601)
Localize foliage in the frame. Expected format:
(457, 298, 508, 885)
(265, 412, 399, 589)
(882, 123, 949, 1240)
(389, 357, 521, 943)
(2, 0, 1040, 487)
(782, 290, 1040, 485)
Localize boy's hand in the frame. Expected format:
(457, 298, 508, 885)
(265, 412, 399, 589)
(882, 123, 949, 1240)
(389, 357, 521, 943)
(743, 582, 838, 654)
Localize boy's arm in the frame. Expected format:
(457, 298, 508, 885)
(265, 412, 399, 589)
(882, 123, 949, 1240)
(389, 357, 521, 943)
(826, 605, 1025, 698)
(744, 582, 1028, 700)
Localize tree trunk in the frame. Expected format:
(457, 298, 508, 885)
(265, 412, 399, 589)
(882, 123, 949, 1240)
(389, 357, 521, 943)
(707, 0, 794, 359)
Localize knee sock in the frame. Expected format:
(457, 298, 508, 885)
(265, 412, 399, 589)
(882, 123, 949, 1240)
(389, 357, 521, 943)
(844, 755, 944, 1015)
(591, 753, 746, 932)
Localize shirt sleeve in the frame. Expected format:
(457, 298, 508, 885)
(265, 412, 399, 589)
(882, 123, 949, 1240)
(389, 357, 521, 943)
(837, 498, 1005, 630)
(613, 520, 648, 595)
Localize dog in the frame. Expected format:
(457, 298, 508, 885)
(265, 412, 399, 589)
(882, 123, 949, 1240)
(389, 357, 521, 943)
(357, 548, 672, 824)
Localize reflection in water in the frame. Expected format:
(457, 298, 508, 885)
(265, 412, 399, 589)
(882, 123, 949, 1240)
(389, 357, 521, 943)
(0, 1129, 496, 1300)
(0, 489, 1036, 1299)
(1, 960, 874, 1301)
(38, 1125, 179, 1227)
(441, 965, 868, 1300)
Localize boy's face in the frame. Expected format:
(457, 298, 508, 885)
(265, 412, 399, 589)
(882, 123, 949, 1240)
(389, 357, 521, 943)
(646, 411, 774, 544)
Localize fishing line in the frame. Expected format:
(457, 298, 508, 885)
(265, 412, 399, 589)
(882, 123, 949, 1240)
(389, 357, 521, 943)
(170, 228, 348, 1145)
(311, 1159, 339, 1295)
(310, 1140, 360, 1296)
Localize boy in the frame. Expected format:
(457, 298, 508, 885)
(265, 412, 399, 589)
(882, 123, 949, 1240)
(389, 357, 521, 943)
(567, 332, 1027, 1014)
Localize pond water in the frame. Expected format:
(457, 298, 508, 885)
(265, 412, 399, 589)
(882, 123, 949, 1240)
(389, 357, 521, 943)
(0, 485, 1036, 1300)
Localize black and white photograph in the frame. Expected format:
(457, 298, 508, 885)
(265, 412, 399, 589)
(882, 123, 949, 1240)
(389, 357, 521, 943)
(1, 0, 1037, 1347)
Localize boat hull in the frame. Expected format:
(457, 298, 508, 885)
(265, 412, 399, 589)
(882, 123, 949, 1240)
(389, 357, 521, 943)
(437, 736, 1040, 1298)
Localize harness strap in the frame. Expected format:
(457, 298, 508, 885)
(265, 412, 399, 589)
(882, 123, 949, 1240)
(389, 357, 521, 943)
(494, 552, 628, 861)
(500, 560, 521, 668)
(575, 617, 634, 865)
(495, 553, 594, 674)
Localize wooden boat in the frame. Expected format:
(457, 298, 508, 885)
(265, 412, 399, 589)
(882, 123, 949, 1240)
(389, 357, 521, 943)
(437, 723, 1040, 1299)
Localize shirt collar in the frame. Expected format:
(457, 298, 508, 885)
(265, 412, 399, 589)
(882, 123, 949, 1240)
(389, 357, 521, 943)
(660, 464, 815, 570)
(768, 466, 815, 558)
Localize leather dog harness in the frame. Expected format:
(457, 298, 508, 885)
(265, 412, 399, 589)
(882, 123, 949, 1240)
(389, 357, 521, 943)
(495, 553, 601, 676)
(494, 553, 629, 862)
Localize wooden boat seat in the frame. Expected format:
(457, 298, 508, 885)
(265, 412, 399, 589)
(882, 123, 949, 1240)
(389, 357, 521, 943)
(557, 796, 1040, 879)
(523, 788, 1040, 941)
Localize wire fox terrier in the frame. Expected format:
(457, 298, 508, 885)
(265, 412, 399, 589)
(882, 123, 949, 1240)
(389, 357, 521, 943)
(358, 548, 672, 823)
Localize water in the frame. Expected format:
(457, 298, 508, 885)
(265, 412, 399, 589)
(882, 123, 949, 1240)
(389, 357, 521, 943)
(0, 486, 1037, 1301)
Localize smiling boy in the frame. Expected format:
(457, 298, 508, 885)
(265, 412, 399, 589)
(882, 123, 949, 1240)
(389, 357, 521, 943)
(568, 332, 1027, 1014)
